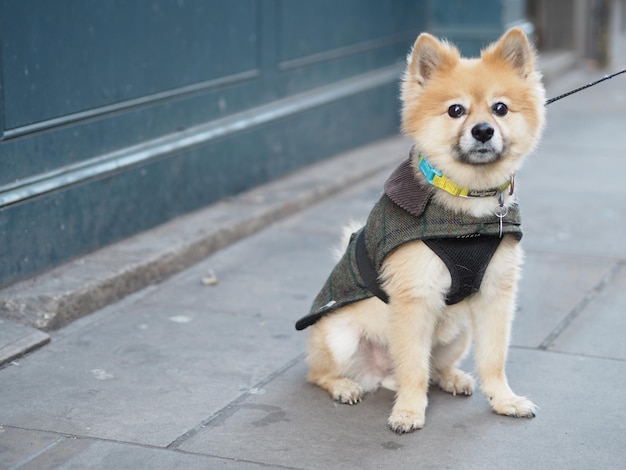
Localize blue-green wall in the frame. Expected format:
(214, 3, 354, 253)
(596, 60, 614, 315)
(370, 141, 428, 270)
(428, 0, 528, 55)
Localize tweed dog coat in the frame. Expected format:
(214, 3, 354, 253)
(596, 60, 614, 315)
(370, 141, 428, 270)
(295, 156, 522, 331)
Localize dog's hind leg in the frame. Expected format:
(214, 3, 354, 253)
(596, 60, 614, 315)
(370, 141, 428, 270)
(306, 315, 365, 405)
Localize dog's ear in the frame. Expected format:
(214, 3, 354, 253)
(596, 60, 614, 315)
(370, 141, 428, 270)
(407, 33, 460, 86)
(484, 27, 535, 78)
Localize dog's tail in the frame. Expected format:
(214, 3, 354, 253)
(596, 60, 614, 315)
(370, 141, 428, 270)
(331, 220, 363, 262)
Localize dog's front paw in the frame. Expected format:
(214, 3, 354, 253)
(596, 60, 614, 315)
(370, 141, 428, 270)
(331, 378, 364, 405)
(436, 369, 475, 396)
(388, 409, 425, 434)
(490, 394, 537, 418)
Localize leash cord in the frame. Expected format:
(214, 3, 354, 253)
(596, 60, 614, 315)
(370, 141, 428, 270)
(545, 67, 626, 105)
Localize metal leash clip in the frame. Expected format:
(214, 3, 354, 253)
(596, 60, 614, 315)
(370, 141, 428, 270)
(494, 191, 508, 238)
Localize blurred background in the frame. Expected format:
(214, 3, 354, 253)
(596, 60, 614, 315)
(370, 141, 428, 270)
(0, 0, 624, 289)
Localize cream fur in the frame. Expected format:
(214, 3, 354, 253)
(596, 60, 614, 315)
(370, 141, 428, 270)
(304, 27, 544, 433)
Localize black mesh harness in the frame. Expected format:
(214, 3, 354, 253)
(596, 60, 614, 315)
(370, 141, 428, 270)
(355, 228, 502, 307)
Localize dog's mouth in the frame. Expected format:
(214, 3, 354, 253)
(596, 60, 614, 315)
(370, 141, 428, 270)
(454, 145, 503, 165)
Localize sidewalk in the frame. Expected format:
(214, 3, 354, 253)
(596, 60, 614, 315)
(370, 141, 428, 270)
(2, 60, 626, 469)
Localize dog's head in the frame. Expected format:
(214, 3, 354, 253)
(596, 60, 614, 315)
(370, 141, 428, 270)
(401, 27, 546, 190)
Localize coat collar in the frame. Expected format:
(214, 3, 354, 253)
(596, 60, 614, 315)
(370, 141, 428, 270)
(383, 148, 514, 218)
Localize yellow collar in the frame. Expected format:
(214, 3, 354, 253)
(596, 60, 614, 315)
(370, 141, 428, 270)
(417, 154, 512, 198)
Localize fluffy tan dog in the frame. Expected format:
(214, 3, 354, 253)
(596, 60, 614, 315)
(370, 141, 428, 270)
(296, 27, 545, 433)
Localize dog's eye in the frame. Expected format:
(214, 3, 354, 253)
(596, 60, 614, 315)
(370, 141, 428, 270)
(492, 102, 508, 117)
(447, 104, 465, 118)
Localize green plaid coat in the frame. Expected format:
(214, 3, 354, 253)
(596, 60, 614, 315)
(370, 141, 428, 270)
(295, 158, 522, 331)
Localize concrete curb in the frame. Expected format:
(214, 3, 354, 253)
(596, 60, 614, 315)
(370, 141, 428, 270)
(0, 137, 410, 331)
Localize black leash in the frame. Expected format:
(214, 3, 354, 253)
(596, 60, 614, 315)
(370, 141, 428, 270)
(545, 67, 626, 105)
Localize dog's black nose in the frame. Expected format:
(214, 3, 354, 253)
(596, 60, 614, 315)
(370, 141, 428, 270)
(471, 123, 494, 143)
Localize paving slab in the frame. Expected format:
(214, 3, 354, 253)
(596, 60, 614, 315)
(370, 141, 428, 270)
(0, 427, 270, 470)
(137, 173, 389, 322)
(0, 319, 50, 366)
(550, 263, 626, 359)
(0, 426, 68, 470)
(40, 441, 275, 470)
(0, 290, 303, 448)
(513, 251, 616, 348)
(137, 226, 338, 319)
(519, 174, 626, 259)
(178, 349, 626, 470)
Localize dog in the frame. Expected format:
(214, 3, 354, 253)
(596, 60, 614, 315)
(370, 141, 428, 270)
(295, 27, 546, 433)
